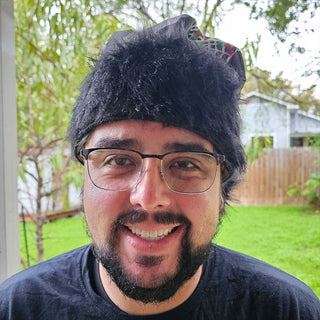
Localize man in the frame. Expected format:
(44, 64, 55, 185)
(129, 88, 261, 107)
(1, 15, 319, 319)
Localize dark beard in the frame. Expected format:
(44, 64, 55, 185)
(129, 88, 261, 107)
(91, 210, 213, 304)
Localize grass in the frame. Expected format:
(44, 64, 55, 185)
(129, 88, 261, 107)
(20, 206, 320, 297)
(20, 215, 91, 265)
(215, 206, 320, 298)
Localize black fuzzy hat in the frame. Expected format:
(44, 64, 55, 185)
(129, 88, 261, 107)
(68, 14, 247, 199)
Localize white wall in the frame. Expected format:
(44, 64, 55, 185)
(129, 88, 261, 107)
(0, 0, 20, 283)
(292, 111, 320, 135)
(240, 97, 290, 148)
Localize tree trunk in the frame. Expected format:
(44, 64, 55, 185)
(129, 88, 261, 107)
(35, 214, 44, 262)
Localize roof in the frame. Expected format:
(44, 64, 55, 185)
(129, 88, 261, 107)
(243, 91, 320, 122)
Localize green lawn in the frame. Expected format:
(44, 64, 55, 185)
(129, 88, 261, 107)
(20, 206, 320, 297)
(20, 215, 91, 265)
(215, 206, 320, 298)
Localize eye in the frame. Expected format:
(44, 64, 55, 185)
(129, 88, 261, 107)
(104, 155, 135, 167)
(168, 155, 203, 172)
(170, 160, 199, 170)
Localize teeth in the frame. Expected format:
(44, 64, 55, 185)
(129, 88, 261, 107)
(127, 227, 175, 241)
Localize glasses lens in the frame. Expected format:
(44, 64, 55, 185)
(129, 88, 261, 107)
(86, 149, 142, 191)
(162, 152, 217, 193)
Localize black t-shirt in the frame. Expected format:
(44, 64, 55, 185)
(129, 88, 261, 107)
(0, 244, 319, 319)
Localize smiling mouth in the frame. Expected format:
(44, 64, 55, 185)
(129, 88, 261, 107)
(126, 226, 178, 241)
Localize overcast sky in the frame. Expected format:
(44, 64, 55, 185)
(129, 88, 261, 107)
(211, 5, 320, 98)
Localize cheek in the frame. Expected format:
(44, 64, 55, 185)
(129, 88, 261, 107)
(83, 176, 129, 242)
(181, 187, 221, 245)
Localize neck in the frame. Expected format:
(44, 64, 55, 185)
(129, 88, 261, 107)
(98, 262, 203, 316)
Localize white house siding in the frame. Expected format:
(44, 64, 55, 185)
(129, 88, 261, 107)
(240, 96, 290, 148)
(240, 92, 320, 149)
(291, 111, 320, 136)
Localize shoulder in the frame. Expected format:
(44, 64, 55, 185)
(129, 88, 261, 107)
(211, 245, 313, 289)
(0, 245, 90, 291)
(0, 245, 91, 319)
(199, 245, 320, 319)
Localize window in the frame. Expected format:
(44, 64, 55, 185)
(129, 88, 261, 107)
(290, 137, 316, 147)
(252, 136, 274, 148)
(290, 137, 305, 147)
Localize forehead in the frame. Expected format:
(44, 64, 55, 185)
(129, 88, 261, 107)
(85, 120, 214, 153)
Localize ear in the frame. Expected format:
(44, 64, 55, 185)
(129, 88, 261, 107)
(220, 160, 234, 182)
(219, 194, 224, 212)
(77, 152, 85, 165)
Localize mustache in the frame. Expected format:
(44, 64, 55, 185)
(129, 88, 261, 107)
(112, 209, 191, 231)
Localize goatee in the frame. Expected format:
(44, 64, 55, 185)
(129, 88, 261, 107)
(91, 209, 213, 303)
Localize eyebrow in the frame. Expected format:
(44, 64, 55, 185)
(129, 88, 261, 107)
(93, 138, 212, 154)
(163, 142, 212, 153)
(93, 138, 141, 150)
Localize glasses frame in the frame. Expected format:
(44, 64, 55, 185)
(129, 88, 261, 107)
(80, 148, 226, 194)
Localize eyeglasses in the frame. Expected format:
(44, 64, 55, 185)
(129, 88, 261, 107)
(80, 148, 227, 194)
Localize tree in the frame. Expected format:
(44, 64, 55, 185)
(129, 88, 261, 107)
(243, 0, 320, 82)
(243, 68, 320, 115)
(15, 0, 127, 263)
(16, 0, 319, 264)
(100, 0, 232, 35)
(102, 0, 319, 110)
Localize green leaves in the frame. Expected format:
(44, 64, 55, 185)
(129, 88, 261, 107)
(241, 34, 261, 73)
(243, 68, 320, 116)
(287, 136, 320, 207)
(14, 0, 125, 214)
(244, 136, 273, 163)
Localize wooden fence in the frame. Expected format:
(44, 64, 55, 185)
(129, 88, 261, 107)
(233, 148, 319, 206)
(20, 206, 82, 222)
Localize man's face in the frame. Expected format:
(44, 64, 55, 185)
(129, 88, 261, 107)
(83, 120, 221, 303)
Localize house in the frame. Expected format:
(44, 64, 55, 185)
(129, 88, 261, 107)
(240, 92, 320, 148)
(236, 91, 320, 206)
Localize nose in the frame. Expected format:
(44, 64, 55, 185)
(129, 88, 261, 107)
(129, 159, 171, 211)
